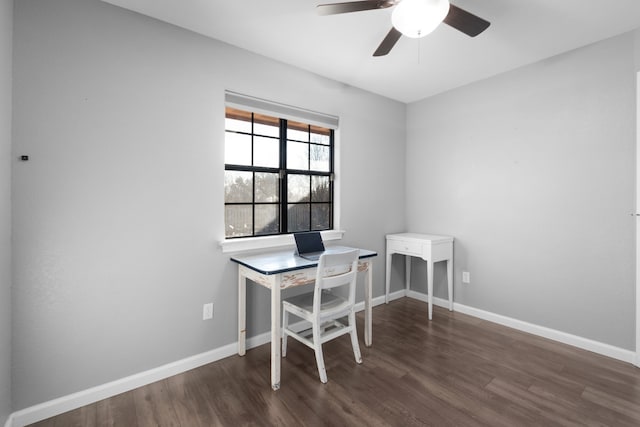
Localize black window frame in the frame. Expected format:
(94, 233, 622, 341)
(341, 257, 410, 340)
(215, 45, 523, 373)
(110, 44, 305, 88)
(224, 107, 335, 239)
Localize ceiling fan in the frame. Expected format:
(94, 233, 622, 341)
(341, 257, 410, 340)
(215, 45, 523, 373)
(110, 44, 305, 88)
(317, 0, 490, 57)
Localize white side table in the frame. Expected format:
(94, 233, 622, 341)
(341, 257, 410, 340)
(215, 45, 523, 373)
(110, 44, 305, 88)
(385, 233, 454, 320)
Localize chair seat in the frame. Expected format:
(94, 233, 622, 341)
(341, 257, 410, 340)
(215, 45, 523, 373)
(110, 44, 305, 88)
(292, 320, 350, 344)
(283, 290, 347, 314)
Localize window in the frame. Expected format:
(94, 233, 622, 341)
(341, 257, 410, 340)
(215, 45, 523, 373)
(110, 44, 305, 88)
(224, 107, 334, 238)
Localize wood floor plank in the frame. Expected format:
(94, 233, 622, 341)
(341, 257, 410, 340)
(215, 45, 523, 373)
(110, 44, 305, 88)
(582, 386, 640, 425)
(94, 392, 138, 427)
(27, 298, 640, 426)
(132, 379, 180, 427)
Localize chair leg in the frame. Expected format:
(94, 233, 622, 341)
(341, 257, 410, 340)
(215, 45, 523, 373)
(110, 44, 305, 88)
(313, 323, 328, 383)
(348, 311, 362, 364)
(282, 309, 289, 358)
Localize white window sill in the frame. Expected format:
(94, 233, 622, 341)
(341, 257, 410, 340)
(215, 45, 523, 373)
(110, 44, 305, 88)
(220, 230, 345, 254)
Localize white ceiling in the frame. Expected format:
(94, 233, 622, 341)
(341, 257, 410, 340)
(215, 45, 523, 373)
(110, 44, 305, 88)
(101, 0, 640, 103)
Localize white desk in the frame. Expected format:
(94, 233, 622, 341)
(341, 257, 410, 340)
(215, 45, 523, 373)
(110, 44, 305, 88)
(231, 246, 377, 390)
(385, 233, 454, 320)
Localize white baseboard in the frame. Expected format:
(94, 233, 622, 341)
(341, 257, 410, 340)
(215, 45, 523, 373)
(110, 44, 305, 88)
(354, 294, 387, 312)
(8, 292, 636, 426)
(8, 296, 388, 427)
(394, 289, 634, 364)
(10, 342, 240, 427)
(452, 302, 636, 364)
(405, 289, 450, 308)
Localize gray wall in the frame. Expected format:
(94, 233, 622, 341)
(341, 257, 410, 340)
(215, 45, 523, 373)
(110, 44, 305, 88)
(405, 33, 636, 350)
(12, 0, 405, 409)
(0, 0, 12, 424)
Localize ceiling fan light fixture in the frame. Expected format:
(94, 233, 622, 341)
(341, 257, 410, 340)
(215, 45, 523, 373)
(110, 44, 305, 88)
(392, 0, 450, 38)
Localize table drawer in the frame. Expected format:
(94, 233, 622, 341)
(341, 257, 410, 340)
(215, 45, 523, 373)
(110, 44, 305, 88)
(388, 239, 422, 256)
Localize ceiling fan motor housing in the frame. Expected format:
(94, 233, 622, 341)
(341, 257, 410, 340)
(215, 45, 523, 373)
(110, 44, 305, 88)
(392, 0, 450, 38)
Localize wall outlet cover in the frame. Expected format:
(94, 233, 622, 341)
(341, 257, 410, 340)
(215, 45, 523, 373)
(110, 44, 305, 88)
(203, 303, 213, 320)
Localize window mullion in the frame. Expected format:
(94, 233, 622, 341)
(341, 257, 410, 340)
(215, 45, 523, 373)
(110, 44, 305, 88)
(280, 119, 288, 233)
(251, 113, 255, 236)
(307, 125, 313, 230)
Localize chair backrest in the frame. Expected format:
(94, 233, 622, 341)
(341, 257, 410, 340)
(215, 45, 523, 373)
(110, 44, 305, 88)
(313, 249, 360, 314)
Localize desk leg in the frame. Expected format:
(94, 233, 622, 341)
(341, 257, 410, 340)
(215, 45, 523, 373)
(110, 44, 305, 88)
(238, 270, 246, 356)
(385, 252, 391, 304)
(447, 259, 454, 311)
(365, 259, 373, 347)
(271, 276, 282, 390)
(427, 260, 434, 320)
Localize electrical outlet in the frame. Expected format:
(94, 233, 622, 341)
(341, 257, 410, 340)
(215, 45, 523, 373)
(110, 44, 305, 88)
(462, 271, 470, 284)
(203, 303, 213, 320)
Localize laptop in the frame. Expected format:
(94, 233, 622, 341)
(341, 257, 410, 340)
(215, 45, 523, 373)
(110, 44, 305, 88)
(293, 231, 326, 261)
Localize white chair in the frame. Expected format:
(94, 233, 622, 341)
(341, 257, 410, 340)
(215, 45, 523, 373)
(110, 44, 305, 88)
(281, 249, 363, 383)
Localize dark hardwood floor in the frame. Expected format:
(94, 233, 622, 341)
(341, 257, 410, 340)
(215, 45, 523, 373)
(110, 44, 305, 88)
(30, 298, 640, 426)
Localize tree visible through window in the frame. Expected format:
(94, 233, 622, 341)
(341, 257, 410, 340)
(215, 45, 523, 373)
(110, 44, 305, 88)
(224, 107, 334, 238)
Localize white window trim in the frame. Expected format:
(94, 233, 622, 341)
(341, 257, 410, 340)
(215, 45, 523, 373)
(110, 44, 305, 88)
(220, 229, 345, 253)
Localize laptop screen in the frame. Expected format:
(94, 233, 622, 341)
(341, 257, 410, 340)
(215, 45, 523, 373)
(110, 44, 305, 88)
(294, 231, 325, 256)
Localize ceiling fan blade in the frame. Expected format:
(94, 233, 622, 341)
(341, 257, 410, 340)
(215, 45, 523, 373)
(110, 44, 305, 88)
(443, 4, 490, 37)
(317, 1, 393, 16)
(373, 27, 402, 57)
